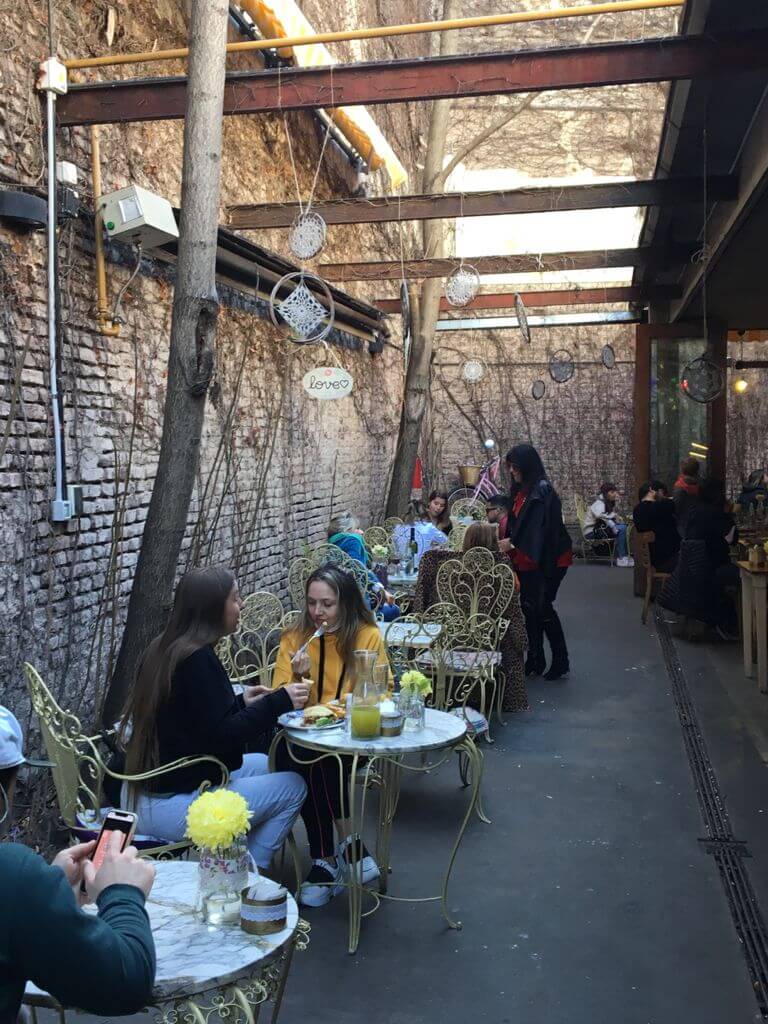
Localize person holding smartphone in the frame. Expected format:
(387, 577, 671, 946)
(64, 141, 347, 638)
(0, 706, 156, 1021)
(118, 567, 308, 872)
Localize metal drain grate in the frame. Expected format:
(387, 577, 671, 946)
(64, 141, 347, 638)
(655, 608, 768, 1015)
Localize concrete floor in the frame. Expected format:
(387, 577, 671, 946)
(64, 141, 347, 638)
(33, 566, 766, 1023)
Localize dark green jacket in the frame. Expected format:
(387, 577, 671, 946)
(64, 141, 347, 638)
(0, 842, 155, 1022)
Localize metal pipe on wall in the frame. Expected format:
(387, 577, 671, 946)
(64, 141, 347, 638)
(90, 126, 121, 337)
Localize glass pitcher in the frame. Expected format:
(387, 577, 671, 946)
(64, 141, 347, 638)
(350, 650, 382, 739)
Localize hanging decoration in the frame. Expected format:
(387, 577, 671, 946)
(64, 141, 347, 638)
(302, 366, 354, 400)
(680, 355, 724, 404)
(400, 281, 412, 347)
(531, 380, 546, 400)
(269, 270, 335, 344)
(288, 211, 327, 261)
(445, 264, 480, 308)
(549, 350, 575, 384)
(601, 344, 616, 369)
(460, 358, 486, 385)
(514, 293, 531, 345)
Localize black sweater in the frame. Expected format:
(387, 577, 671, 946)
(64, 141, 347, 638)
(632, 498, 680, 568)
(0, 843, 155, 1021)
(146, 645, 293, 794)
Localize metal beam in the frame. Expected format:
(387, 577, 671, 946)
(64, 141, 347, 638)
(374, 285, 679, 314)
(228, 177, 736, 230)
(320, 245, 690, 282)
(57, 30, 768, 127)
(435, 310, 644, 331)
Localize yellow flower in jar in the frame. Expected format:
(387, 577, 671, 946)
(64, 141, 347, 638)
(185, 789, 252, 852)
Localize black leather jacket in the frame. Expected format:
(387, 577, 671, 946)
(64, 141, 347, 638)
(506, 479, 572, 577)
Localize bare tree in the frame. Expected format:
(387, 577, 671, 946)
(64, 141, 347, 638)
(103, 0, 230, 724)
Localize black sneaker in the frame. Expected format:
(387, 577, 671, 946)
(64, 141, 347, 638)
(338, 836, 380, 885)
(299, 857, 344, 907)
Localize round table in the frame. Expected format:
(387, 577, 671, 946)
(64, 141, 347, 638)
(24, 861, 309, 1022)
(270, 707, 484, 954)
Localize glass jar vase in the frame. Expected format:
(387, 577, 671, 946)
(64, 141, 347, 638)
(399, 691, 426, 732)
(197, 839, 250, 925)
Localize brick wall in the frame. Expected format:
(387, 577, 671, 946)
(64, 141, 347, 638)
(0, 0, 425, 728)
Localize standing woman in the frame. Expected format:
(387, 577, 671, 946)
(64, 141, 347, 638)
(500, 444, 572, 680)
(272, 565, 392, 908)
(119, 567, 309, 872)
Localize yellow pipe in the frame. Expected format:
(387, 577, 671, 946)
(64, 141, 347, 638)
(64, 0, 684, 70)
(90, 126, 121, 337)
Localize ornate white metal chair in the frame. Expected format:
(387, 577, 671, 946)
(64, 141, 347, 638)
(575, 493, 616, 564)
(288, 542, 376, 609)
(216, 590, 293, 687)
(383, 516, 404, 529)
(25, 663, 228, 857)
(436, 547, 517, 622)
(449, 498, 488, 522)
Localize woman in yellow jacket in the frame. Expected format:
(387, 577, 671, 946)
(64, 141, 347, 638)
(273, 564, 390, 908)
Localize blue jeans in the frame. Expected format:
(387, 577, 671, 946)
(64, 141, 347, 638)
(379, 602, 401, 622)
(615, 523, 628, 558)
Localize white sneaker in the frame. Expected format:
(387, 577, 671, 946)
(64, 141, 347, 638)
(337, 836, 380, 885)
(299, 858, 345, 907)
(616, 556, 634, 567)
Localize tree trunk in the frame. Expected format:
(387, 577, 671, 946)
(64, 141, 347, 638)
(385, 0, 461, 517)
(103, 0, 229, 725)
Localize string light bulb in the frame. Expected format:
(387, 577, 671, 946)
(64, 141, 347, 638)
(734, 377, 749, 394)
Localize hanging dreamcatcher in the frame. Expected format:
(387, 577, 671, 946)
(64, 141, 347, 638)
(549, 350, 575, 384)
(460, 358, 487, 385)
(269, 270, 335, 344)
(288, 211, 327, 261)
(514, 293, 531, 345)
(445, 264, 480, 307)
(531, 380, 546, 400)
(680, 354, 724, 404)
(601, 344, 616, 369)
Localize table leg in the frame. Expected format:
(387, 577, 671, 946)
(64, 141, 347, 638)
(741, 568, 755, 678)
(375, 756, 402, 894)
(346, 752, 364, 955)
(441, 735, 484, 930)
(755, 576, 768, 694)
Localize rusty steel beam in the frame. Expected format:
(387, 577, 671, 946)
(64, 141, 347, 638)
(320, 245, 689, 282)
(57, 30, 768, 127)
(228, 177, 736, 230)
(374, 285, 680, 314)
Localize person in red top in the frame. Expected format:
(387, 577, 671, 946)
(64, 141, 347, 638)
(672, 456, 701, 537)
(499, 444, 573, 680)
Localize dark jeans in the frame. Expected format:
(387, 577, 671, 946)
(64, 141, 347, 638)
(542, 568, 569, 668)
(518, 570, 544, 667)
(274, 737, 352, 860)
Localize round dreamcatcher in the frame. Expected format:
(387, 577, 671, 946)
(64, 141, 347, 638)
(680, 355, 725, 404)
(400, 282, 411, 347)
(288, 211, 327, 261)
(445, 264, 480, 308)
(531, 379, 546, 400)
(269, 270, 335, 344)
(460, 358, 487, 385)
(549, 350, 575, 384)
(514, 293, 531, 345)
(601, 344, 616, 369)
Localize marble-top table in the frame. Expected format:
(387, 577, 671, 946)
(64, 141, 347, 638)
(378, 620, 442, 649)
(25, 862, 308, 1019)
(388, 570, 419, 588)
(271, 708, 484, 954)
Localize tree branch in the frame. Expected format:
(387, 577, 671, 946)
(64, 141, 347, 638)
(437, 94, 537, 188)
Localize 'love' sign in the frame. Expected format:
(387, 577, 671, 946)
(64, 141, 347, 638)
(301, 366, 354, 400)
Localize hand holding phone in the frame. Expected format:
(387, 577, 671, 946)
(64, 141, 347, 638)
(83, 830, 156, 903)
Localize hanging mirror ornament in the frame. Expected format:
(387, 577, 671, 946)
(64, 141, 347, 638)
(269, 271, 335, 344)
(460, 358, 486, 385)
(400, 282, 412, 346)
(514, 293, 531, 345)
(680, 354, 725, 404)
(601, 344, 616, 369)
(531, 380, 546, 400)
(549, 350, 575, 384)
(445, 264, 480, 308)
(288, 211, 327, 261)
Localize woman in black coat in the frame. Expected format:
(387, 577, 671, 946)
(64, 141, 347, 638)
(499, 444, 573, 680)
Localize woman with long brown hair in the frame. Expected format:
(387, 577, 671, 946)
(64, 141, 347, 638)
(119, 567, 308, 870)
(272, 564, 391, 908)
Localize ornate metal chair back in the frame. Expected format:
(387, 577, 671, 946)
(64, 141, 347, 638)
(288, 543, 371, 609)
(449, 498, 488, 523)
(217, 590, 287, 686)
(436, 547, 516, 620)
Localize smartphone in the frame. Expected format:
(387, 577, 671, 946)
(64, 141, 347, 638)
(81, 809, 138, 893)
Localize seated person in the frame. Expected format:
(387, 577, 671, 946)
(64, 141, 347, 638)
(632, 481, 680, 571)
(673, 456, 701, 536)
(685, 479, 739, 636)
(118, 567, 308, 871)
(583, 482, 633, 567)
(485, 495, 511, 539)
(327, 512, 399, 621)
(426, 490, 452, 535)
(392, 503, 448, 568)
(413, 523, 529, 713)
(273, 565, 392, 907)
(737, 469, 768, 512)
(0, 707, 156, 1021)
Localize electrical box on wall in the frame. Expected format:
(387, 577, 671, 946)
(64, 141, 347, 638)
(99, 185, 179, 250)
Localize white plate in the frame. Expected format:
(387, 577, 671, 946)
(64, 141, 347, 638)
(278, 710, 345, 731)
